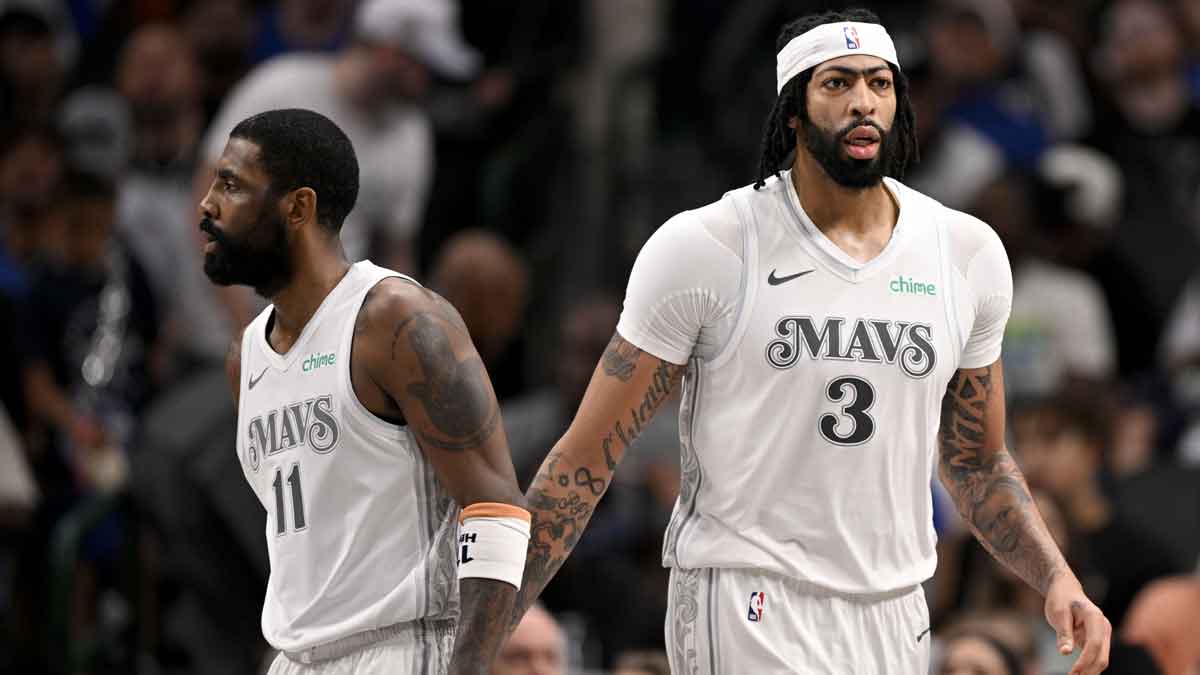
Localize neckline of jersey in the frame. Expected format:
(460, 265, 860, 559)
(255, 261, 364, 372)
(780, 169, 911, 283)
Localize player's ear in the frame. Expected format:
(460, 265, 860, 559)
(787, 116, 801, 130)
(286, 187, 318, 229)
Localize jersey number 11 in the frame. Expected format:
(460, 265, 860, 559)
(272, 463, 307, 535)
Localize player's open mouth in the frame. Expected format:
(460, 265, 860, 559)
(844, 126, 880, 160)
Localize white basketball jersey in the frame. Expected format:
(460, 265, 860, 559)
(619, 172, 1012, 595)
(236, 261, 459, 652)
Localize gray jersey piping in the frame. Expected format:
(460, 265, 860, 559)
(664, 358, 704, 565)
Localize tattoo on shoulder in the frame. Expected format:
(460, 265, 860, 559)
(601, 334, 640, 382)
(399, 312, 499, 452)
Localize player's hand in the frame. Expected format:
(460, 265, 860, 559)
(1121, 576, 1200, 675)
(1045, 574, 1111, 674)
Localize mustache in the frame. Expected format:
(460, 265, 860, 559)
(199, 217, 228, 245)
(836, 119, 887, 141)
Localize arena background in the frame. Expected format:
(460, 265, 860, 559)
(0, 0, 1197, 673)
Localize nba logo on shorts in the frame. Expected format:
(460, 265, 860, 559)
(747, 592, 766, 622)
(844, 25, 861, 49)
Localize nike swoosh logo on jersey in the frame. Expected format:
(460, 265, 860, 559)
(248, 367, 269, 390)
(916, 627, 931, 643)
(767, 269, 815, 285)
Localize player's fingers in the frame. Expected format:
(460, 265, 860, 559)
(1051, 603, 1075, 654)
(1069, 608, 1111, 675)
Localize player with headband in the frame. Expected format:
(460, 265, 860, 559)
(509, 8, 1111, 674)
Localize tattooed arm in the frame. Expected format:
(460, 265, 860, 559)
(938, 359, 1111, 675)
(509, 332, 686, 629)
(353, 278, 523, 674)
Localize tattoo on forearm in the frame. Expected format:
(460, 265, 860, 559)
(398, 312, 499, 452)
(938, 365, 1065, 595)
(602, 358, 676, 470)
(938, 366, 991, 481)
(510, 349, 686, 630)
(575, 467, 605, 496)
(601, 334, 640, 381)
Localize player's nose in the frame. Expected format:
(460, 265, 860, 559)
(198, 188, 217, 220)
(847, 79, 877, 118)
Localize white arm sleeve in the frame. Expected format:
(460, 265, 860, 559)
(960, 228, 1014, 369)
(616, 211, 742, 365)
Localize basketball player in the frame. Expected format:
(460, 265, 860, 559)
(510, 10, 1112, 675)
(201, 108, 530, 674)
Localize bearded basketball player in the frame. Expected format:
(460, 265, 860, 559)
(509, 9, 1111, 675)
(201, 108, 529, 674)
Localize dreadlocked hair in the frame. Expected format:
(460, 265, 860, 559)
(754, 8, 920, 189)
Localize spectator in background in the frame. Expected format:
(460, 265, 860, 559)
(1088, 0, 1200, 342)
(0, 125, 64, 297)
(114, 23, 232, 375)
(966, 168, 1116, 399)
(14, 170, 159, 670)
(0, 7, 66, 127)
(935, 612, 1041, 675)
(428, 229, 530, 399)
(179, 0, 255, 122)
(494, 603, 567, 675)
(420, 0, 581, 262)
(909, 0, 1049, 209)
(502, 294, 617, 479)
(1012, 394, 1181, 629)
(22, 170, 159, 487)
(1122, 575, 1200, 674)
(936, 630, 1024, 675)
(251, 0, 354, 64)
(198, 0, 479, 280)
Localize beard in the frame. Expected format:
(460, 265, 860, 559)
(802, 118, 895, 189)
(201, 205, 292, 297)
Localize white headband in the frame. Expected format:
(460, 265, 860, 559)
(776, 22, 900, 94)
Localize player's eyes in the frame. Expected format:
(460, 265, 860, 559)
(872, 78, 892, 90)
(824, 78, 848, 89)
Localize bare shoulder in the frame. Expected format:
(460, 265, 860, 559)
(225, 325, 246, 404)
(352, 276, 470, 365)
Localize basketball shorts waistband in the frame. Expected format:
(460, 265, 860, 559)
(282, 618, 455, 665)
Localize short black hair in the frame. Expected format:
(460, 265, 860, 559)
(754, 8, 919, 189)
(230, 108, 359, 233)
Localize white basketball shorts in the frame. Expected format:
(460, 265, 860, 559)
(267, 619, 455, 675)
(666, 567, 931, 674)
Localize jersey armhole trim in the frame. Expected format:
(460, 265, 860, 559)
(616, 323, 691, 367)
(707, 192, 758, 370)
(338, 274, 413, 438)
(934, 213, 966, 369)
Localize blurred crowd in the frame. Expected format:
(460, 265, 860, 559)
(0, 0, 1196, 674)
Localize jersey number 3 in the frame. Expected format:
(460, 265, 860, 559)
(820, 375, 876, 445)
